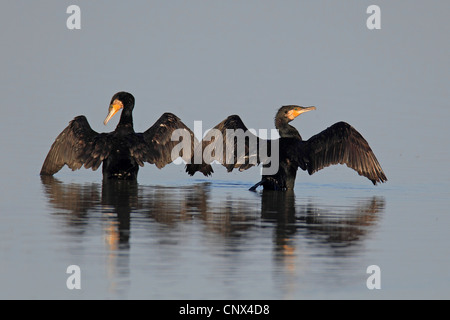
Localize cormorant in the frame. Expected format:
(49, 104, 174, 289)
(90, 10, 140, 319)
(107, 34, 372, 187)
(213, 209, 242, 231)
(40, 91, 197, 180)
(185, 105, 387, 190)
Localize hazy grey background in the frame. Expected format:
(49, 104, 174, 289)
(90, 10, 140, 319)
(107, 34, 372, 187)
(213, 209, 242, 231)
(0, 1, 449, 299)
(1, 1, 448, 184)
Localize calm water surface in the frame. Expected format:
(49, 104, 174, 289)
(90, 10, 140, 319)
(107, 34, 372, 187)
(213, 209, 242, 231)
(3, 163, 449, 299)
(40, 177, 386, 300)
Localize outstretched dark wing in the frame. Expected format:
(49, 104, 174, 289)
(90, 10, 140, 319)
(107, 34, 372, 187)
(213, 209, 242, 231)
(186, 115, 270, 176)
(40, 116, 113, 175)
(299, 121, 387, 185)
(130, 112, 200, 169)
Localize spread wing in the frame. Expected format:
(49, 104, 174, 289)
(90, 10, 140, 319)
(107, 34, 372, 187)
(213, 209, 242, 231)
(299, 122, 387, 185)
(40, 116, 113, 175)
(130, 113, 199, 169)
(186, 115, 271, 176)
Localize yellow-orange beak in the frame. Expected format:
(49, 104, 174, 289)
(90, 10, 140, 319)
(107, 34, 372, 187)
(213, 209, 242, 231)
(103, 100, 123, 125)
(287, 106, 316, 121)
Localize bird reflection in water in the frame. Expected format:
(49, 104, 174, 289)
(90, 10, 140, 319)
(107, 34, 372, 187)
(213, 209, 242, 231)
(259, 189, 385, 297)
(40, 176, 385, 297)
(41, 176, 139, 295)
(40, 176, 135, 247)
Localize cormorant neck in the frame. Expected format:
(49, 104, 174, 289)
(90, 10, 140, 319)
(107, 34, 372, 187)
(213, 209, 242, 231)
(116, 109, 134, 132)
(275, 120, 302, 139)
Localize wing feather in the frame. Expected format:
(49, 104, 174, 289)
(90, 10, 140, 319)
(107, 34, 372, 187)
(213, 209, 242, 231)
(40, 116, 111, 175)
(130, 113, 199, 169)
(186, 115, 269, 176)
(299, 122, 387, 184)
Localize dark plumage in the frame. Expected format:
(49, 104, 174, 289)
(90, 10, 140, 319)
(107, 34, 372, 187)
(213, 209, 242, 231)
(40, 92, 198, 180)
(186, 105, 387, 190)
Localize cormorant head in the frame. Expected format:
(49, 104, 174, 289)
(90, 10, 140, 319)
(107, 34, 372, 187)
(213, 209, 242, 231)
(276, 105, 316, 124)
(104, 91, 135, 125)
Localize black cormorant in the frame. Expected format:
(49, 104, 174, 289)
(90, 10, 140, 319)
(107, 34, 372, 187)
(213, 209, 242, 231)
(185, 105, 387, 190)
(40, 91, 197, 180)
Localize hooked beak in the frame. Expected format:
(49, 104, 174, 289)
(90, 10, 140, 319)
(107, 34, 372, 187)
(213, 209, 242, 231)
(104, 100, 123, 125)
(287, 106, 316, 120)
